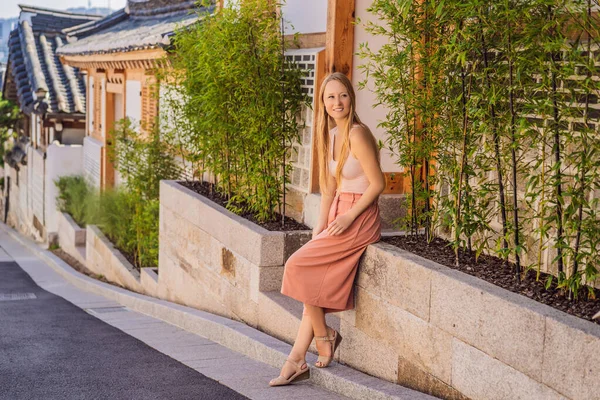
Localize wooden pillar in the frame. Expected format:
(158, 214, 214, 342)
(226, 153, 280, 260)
(325, 0, 355, 78)
(103, 92, 116, 189)
(310, 49, 327, 193)
(310, 1, 355, 193)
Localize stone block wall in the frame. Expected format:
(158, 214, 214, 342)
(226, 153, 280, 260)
(157, 179, 599, 399)
(85, 225, 144, 293)
(56, 211, 86, 266)
(337, 241, 600, 400)
(158, 180, 311, 326)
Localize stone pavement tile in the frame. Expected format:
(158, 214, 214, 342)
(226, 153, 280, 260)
(131, 327, 199, 342)
(111, 320, 172, 332)
(188, 357, 352, 399)
(142, 337, 215, 348)
(48, 286, 113, 304)
(145, 339, 217, 355)
(190, 357, 279, 380)
(242, 384, 350, 400)
(183, 356, 269, 370)
(164, 343, 247, 362)
(98, 313, 163, 326)
(0, 248, 13, 261)
(77, 300, 122, 308)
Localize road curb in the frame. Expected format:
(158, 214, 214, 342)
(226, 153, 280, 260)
(0, 223, 435, 400)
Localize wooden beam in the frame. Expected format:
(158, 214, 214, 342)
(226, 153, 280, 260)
(60, 48, 166, 66)
(285, 32, 326, 49)
(325, 0, 355, 78)
(106, 83, 123, 94)
(103, 92, 116, 189)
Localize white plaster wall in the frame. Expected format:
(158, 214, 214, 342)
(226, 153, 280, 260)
(125, 80, 141, 126)
(88, 76, 95, 135)
(45, 143, 84, 233)
(31, 148, 45, 226)
(26, 146, 33, 222)
(61, 128, 85, 145)
(282, 0, 327, 34)
(100, 78, 106, 138)
(114, 93, 124, 121)
(114, 92, 125, 188)
(352, 0, 399, 173)
(19, 163, 30, 233)
(83, 136, 102, 189)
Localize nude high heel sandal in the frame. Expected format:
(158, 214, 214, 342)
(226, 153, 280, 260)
(315, 328, 342, 368)
(268, 359, 309, 387)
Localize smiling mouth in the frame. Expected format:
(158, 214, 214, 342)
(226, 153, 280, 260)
(333, 108, 344, 112)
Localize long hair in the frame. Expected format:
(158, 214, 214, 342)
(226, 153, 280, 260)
(316, 72, 380, 193)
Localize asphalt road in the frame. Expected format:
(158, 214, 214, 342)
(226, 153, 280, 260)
(0, 261, 248, 400)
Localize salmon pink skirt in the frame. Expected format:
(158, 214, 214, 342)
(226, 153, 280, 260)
(281, 192, 381, 313)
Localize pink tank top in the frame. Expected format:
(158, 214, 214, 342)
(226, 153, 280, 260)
(329, 128, 370, 193)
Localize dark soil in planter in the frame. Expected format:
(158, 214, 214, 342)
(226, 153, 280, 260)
(99, 230, 148, 271)
(116, 245, 140, 270)
(382, 235, 600, 325)
(179, 181, 311, 232)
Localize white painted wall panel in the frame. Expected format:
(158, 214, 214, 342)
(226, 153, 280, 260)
(32, 148, 45, 225)
(282, 0, 327, 34)
(61, 128, 85, 145)
(89, 76, 95, 135)
(83, 136, 102, 189)
(19, 164, 29, 226)
(114, 92, 125, 188)
(353, 0, 399, 172)
(26, 146, 33, 221)
(125, 80, 141, 126)
(114, 92, 124, 121)
(100, 77, 106, 137)
(45, 143, 83, 233)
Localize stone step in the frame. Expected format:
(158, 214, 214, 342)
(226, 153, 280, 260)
(257, 290, 341, 356)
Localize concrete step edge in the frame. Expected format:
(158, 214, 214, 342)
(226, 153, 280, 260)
(1, 224, 436, 400)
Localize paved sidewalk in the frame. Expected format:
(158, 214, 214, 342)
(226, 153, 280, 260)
(0, 227, 348, 400)
(0, 223, 436, 400)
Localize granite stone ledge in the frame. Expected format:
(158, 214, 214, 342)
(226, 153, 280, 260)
(57, 211, 86, 265)
(452, 339, 566, 400)
(542, 310, 600, 399)
(161, 180, 293, 267)
(86, 225, 142, 293)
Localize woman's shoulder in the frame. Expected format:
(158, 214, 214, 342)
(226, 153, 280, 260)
(349, 124, 372, 142)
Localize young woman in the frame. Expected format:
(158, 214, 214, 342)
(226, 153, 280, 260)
(269, 72, 384, 387)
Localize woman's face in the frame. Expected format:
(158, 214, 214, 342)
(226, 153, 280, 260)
(323, 79, 351, 123)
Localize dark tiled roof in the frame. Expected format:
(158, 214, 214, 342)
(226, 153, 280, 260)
(57, 0, 212, 56)
(2, 6, 97, 116)
(19, 5, 102, 34)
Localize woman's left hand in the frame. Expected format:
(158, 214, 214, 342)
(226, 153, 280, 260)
(326, 213, 355, 236)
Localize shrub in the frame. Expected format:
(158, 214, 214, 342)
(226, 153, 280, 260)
(164, 0, 307, 223)
(360, 0, 600, 298)
(55, 175, 92, 227)
(55, 176, 161, 269)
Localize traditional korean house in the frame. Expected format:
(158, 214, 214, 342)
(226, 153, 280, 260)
(57, 0, 210, 190)
(58, 0, 404, 227)
(1, 5, 101, 239)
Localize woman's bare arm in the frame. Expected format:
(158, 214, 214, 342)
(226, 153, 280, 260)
(313, 174, 337, 238)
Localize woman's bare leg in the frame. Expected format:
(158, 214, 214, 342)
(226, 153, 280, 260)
(304, 303, 334, 367)
(277, 313, 313, 379)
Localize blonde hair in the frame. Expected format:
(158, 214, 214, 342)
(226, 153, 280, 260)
(316, 72, 379, 193)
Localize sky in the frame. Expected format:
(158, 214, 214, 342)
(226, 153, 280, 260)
(2, 0, 127, 19)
